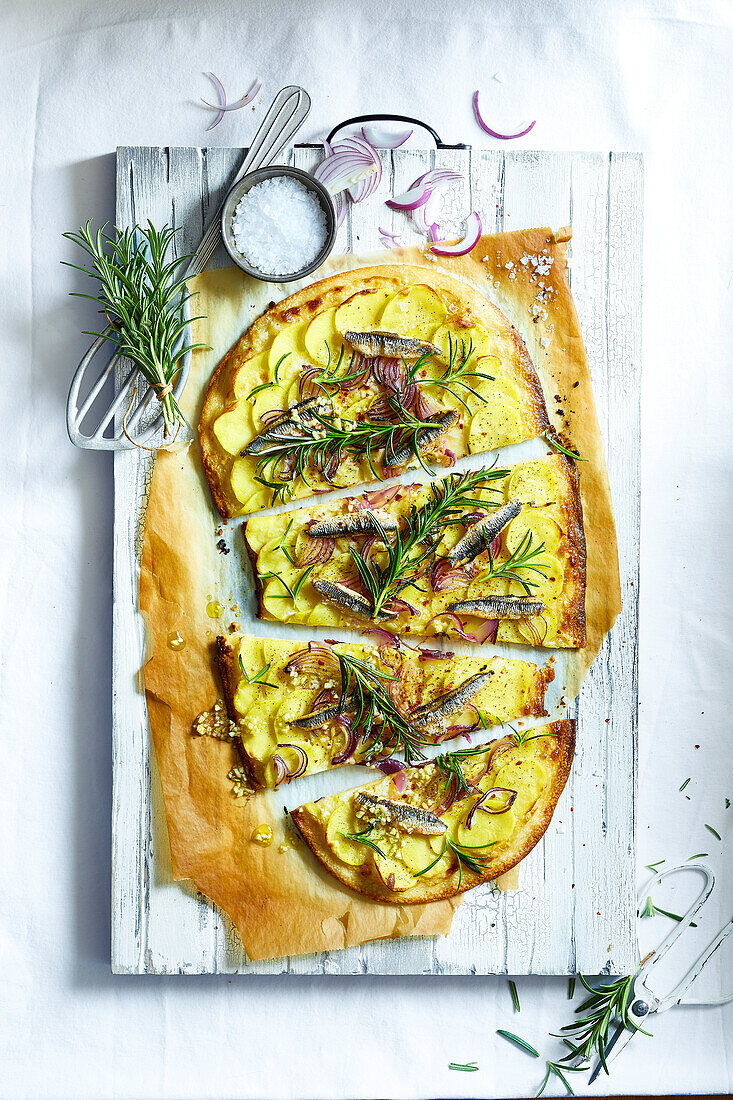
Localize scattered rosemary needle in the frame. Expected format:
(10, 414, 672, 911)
(645, 859, 665, 873)
(496, 1030, 540, 1058)
(639, 896, 696, 926)
(679, 777, 691, 791)
(449, 1061, 479, 1072)
(568, 977, 576, 1000)
(705, 824, 722, 840)
(238, 656, 277, 689)
(688, 853, 708, 860)
(63, 221, 207, 439)
(509, 979, 521, 1012)
(543, 431, 586, 462)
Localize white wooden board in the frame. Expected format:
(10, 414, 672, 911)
(112, 146, 642, 975)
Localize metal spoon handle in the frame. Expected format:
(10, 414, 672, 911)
(186, 85, 311, 278)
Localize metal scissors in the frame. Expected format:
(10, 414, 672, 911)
(588, 862, 733, 1084)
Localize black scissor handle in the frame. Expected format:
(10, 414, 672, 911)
(326, 112, 467, 150)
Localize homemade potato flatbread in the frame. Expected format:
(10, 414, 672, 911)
(199, 265, 552, 518)
(217, 633, 555, 789)
(139, 228, 621, 958)
(242, 455, 585, 648)
(290, 721, 575, 903)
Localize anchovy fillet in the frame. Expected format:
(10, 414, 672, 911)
(386, 410, 458, 467)
(312, 579, 374, 619)
(291, 704, 341, 729)
(410, 671, 492, 728)
(447, 596, 545, 619)
(344, 329, 440, 361)
(307, 509, 399, 538)
(448, 501, 523, 563)
(354, 792, 447, 835)
(241, 398, 319, 456)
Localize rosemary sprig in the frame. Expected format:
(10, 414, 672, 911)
(478, 528, 549, 595)
(448, 837, 496, 888)
(62, 221, 207, 438)
(434, 743, 494, 794)
(513, 727, 557, 748)
(335, 652, 429, 764)
(556, 973, 651, 1071)
(340, 825, 386, 857)
(258, 565, 314, 601)
(350, 467, 507, 618)
(412, 335, 495, 411)
(253, 402, 441, 505)
(237, 656, 277, 690)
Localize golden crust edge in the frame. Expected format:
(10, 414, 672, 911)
(290, 719, 575, 904)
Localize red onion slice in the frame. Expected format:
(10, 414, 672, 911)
(331, 728, 359, 766)
(271, 753, 287, 785)
(277, 743, 309, 780)
(430, 558, 475, 593)
(202, 71, 226, 130)
(392, 769, 408, 792)
(473, 91, 536, 140)
(201, 76, 262, 113)
(430, 212, 483, 257)
(474, 618, 500, 645)
(285, 642, 339, 677)
(373, 758, 407, 775)
(425, 611, 477, 642)
(465, 786, 517, 829)
(362, 124, 413, 149)
(366, 485, 402, 508)
(418, 648, 453, 661)
(296, 535, 335, 567)
(364, 627, 401, 648)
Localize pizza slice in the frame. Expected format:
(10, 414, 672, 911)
(289, 720, 574, 902)
(243, 455, 586, 648)
(199, 264, 551, 518)
(216, 634, 554, 789)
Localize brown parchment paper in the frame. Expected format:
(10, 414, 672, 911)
(139, 229, 620, 962)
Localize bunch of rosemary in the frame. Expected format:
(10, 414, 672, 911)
(63, 220, 206, 439)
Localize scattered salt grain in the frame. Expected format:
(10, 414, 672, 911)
(231, 176, 328, 276)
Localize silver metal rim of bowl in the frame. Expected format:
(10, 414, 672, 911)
(220, 165, 337, 282)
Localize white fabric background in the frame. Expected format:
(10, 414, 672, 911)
(1, 0, 732, 1096)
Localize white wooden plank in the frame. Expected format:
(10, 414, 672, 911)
(113, 147, 640, 975)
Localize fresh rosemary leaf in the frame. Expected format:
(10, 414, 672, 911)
(237, 655, 277, 689)
(556, 972, 652, 1070)
(496, 1030, 540, 1058)
(645, 859, 665, 872)
(509, 979, 521, 1012)
(688, 853, 708, 860)
(705, 824, 722, 840)
(246, 381, 275, 400)
(448, 1062, 479, 1072)
(679, 777, 691, 791)
(479, 528, 548, 594)
(568, 977, 576, 1000)
(543, 431, 586, 462)
(340, 826, 385, 858)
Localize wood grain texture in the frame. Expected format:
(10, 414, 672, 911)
(112, 146, 641, 975)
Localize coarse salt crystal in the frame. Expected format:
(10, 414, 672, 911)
(231, 176, 328, 277)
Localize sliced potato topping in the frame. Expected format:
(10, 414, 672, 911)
(221, 636, 552, 789)
(295, 727, 568, 891)
(244, 456, 584, 648)
(206, 278, 548, 513)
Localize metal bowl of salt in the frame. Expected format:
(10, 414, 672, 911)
(220, 165, 337, 283)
